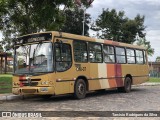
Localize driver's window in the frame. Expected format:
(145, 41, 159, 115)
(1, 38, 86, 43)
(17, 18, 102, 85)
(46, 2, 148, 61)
(55, 42, 72, 72)
(15, 45, 30, 69)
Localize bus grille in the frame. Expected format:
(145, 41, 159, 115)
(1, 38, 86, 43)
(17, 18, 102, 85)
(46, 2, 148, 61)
(19, 80, 39, 86)
(22, 89, 36, 93)
(23, 82, 38, 86)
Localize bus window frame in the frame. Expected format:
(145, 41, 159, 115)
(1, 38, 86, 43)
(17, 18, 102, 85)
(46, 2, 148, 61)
(54, 42, 72, 72)
(126, 48, 136, 64)
(135, 49, 144, 64)
(73, 40, 88, 63)
(103, 44, 116, 64)
(143, 50, 147, 64)
(88, 42, 103, 63)
(115, 46, 127, 64)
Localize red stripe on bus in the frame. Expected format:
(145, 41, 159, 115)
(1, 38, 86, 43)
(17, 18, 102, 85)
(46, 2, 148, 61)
(107, 64, 117, 88)
(115, 64, 123, 87)
(112, 41, 119, 46)
(104, 40, 113, 44)
(104, 40, 120, 46)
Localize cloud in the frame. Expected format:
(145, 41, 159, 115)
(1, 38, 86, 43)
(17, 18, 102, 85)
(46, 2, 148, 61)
(147, 30, 160, 61)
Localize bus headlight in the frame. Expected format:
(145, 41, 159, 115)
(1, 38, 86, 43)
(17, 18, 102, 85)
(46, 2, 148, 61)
(13, 82, 16, 86)
(13, 82, 19, 86)
(41, 81, 49, 85)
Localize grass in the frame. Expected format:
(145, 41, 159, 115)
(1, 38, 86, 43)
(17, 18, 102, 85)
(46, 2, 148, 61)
(149, 77, 160, 82)
(0, 74, 12, 94)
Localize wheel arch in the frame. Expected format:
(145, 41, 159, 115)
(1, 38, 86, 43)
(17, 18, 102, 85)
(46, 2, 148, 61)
(125, 74, 133, 84)
(75, 76, 89, 91)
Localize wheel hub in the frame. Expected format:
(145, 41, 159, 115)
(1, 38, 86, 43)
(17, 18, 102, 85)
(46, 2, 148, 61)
(78, 83, 84, 95)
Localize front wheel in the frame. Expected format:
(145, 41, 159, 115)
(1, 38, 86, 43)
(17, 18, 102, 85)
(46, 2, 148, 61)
(118, 77, 132, 93)
(74, 79, 86, 99)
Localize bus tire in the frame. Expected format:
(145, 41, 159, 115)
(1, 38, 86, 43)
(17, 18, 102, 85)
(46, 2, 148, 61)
(118, 77, 132, 93)
(74, 79, 86, 99)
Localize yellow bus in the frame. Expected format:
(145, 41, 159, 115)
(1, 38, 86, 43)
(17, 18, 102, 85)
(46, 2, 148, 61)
(12, 31, 149, 99)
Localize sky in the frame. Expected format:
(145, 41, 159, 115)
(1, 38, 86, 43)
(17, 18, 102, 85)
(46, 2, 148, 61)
(87, 0, 160, 61)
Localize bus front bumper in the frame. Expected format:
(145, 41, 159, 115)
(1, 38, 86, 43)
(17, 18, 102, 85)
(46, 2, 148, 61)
(12, 87, 54, 95)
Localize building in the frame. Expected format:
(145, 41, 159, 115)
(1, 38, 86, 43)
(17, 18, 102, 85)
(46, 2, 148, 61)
(0, 52, 13, 73)
(149, 62, 160, 78)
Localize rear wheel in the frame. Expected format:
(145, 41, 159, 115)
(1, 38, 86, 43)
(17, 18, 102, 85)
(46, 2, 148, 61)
(74, 79, 86, 99)
(118, 77, 132, 93)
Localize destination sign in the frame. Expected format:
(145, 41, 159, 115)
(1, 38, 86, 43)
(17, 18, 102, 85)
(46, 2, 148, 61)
(15, 33, 52, 45)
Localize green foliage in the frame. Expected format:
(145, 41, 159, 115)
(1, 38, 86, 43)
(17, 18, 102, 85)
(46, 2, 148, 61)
(0, 74, 12, 94)
(0, 44, 3, 52)
(149, 77, 160, 82)
(156, 56, 160, 62)
(61, 7, 91, 36)
(136, 37, 154, 56)
(92, 8, 146, 44)
(0, 0, 73, 50)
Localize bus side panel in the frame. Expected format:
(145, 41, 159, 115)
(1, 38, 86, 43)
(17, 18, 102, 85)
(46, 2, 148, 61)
(72, 62, 90, 91)
(89, 63, 123, 90)
(105, 40, 124, 88)
(89, 63, 99, 90)
(115, 64, 124, 87)
(97, 63, 109, 89)
(121, 64, 138, 84)
(133, 64, 149, 84)
(121, 64, 149, 85)
(107, 64, 117, 88)
(88, 39, 109, 90)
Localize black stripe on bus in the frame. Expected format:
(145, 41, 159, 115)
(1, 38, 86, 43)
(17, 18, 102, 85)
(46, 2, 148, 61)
(56, 75, 149, 82)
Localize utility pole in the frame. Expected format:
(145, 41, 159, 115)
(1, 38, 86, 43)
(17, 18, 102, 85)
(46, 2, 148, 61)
(82, 4, 86, 36)
(74, 0, 94, 36)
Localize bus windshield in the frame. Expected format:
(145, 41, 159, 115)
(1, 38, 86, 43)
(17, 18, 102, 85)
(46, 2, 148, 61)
(14, 42, 53, 74)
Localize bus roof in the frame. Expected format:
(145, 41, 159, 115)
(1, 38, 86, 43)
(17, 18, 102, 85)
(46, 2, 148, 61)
(52, 31, 146, 50)
(17, 31, 146, 50)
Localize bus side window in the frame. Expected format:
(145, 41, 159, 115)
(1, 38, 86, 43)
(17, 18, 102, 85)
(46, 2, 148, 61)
(73, 41, 88, 62)
(136, 50, 144, 64)
(115, 47, 126, 64)
(103, 45, 115, 63)
(126, 48, 136, 64)
(89, 43, 102, 63)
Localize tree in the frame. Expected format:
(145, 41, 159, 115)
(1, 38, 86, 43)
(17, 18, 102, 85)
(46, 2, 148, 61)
(135, 37, 154, 56)
(0, 44, 3, 52)
(91, 8, 146, 44)
(156, 57, 160, 62)
(61, 7, 91, 36)
(0, 0, 73, 50)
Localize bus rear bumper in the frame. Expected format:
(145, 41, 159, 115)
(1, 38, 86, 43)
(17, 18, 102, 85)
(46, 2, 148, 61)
(12, 87, 54, 95)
